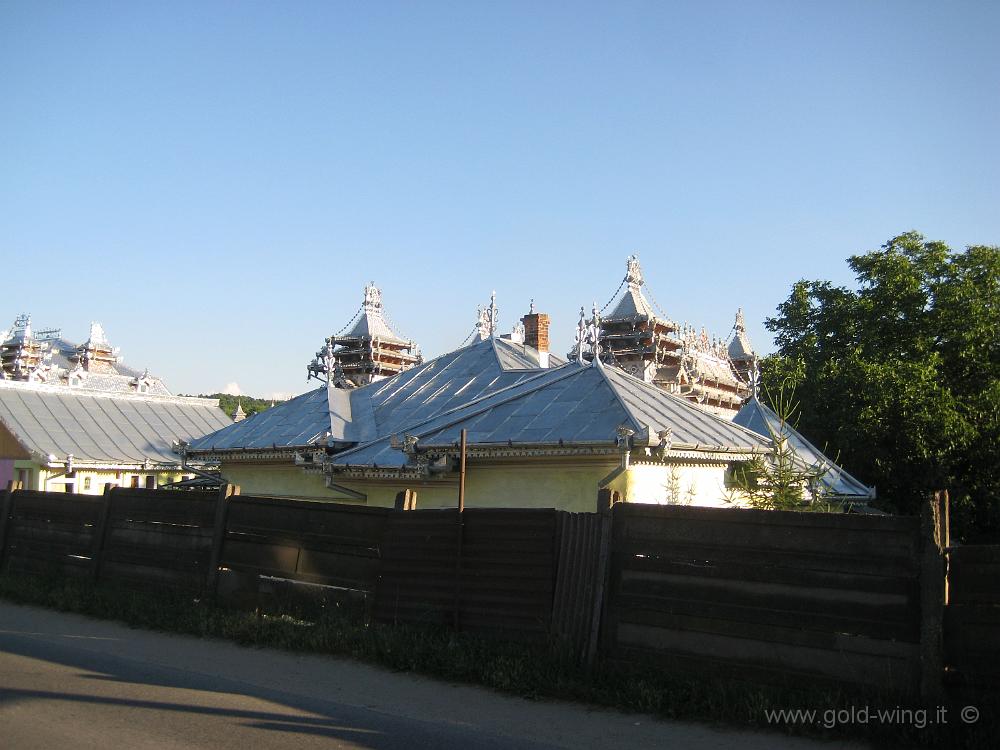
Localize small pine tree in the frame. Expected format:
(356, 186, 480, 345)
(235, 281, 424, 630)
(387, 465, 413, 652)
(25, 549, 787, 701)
(727, 384, 834, 512)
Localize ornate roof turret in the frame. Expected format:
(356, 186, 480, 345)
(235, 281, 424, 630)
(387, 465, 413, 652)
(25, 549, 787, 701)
(233, 400, 247, 422)
(728, 308, 756, 363)
(605, 255, 664, 323)
(75, 321, 121, 374)
(308, 283, 422, 388)
(590, 255, 751, 417)
(0, 315, 169, 394)
(1, 314, 56, 381)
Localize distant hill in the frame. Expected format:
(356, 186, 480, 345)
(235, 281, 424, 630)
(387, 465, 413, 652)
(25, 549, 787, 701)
(183, 393, 283, 419)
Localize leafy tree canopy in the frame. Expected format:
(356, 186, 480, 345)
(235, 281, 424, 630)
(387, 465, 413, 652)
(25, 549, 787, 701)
(762, 232, 999, 541)
(181, 393, 282, 419)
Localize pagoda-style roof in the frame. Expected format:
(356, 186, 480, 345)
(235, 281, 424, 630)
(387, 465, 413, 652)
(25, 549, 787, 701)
(308, 284, 421, 387)
(334, 284, 410, 346)
(604, 255, 674, 327)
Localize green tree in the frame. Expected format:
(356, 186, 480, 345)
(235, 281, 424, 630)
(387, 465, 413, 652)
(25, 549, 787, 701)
(180, 393, 283, 419)
(726, 384, 834, 512)
(762, 232, 999, 540)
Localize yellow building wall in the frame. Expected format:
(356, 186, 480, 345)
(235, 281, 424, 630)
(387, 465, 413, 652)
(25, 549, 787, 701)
(221, 457, 623, 511)
(219, 463, 351, 502)
(30, 466, 189, 494)
(624, 462, 746, 508)
(218, 457, 745, 510)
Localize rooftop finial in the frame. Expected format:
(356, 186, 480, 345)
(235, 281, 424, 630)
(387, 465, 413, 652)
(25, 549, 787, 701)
(477, 292, 499, 340)
(574, 307, 587, 365)
(363, 283, 382, 312)
(734, 307, 746, 333)
(625, 254, 643, 288)
(748, 356, 761, 399)
(589, 302, 603, 368)
(529, 298, 535, 314)
(87, 321, 110, 347)
(488, 291, 499, 339)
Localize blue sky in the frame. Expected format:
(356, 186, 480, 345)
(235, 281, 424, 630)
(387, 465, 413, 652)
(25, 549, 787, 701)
(2, 1, 997, 398)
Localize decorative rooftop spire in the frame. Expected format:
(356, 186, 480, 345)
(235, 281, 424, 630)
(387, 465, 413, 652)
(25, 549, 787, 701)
(625, 254, 644, 288)
(589, 302, 603, 368)
(734, 307, 746, 333)
(362, 283, 382, 313)
(86, 321, 110, 348)
(748, 357, 761, 399)
(233, 400, 247, 422)
(574, 307, 587, 365)
(476, 291, 500, 340)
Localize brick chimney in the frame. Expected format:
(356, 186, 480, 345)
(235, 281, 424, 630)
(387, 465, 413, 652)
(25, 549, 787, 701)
(522, 307, 550, 368)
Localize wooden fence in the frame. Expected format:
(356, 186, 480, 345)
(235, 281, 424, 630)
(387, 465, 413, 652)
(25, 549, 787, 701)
(945, 544, 1000, 691)
(0, 482, 982, 698)
(601, 503, 927, 692)
(374, 508, 560, 638)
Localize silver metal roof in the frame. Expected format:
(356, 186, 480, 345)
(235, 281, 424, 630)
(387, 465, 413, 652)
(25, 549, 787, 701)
(606, 287, 658, 321)
(188, 386, 331, 451)
(733, 397, 875, 499)
(189, 338, 568, 454)
(330, 358, 770, 469)
(0, 380, 231, 467)
(190, 336, 768, 471)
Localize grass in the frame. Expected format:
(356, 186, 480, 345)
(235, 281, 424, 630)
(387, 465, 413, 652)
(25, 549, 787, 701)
(1, 570, 995, 749)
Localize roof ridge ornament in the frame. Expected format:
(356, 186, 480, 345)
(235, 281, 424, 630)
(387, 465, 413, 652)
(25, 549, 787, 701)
(476, 291, 500, 340)
(626, 254, 644, 288)
(748, 356, 761, 399)
(589, 302, 603, 368)
(363, 283, 382, 313)
(574, 307, 587, 364)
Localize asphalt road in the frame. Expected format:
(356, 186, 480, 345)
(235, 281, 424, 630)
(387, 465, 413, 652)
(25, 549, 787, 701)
(0, 602, 855, 749)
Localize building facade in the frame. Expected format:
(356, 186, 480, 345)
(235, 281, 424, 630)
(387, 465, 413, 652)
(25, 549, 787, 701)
(187, 299, 770, 510)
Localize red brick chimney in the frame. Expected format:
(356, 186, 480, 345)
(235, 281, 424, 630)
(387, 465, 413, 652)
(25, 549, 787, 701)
(522, 307, 550, 367)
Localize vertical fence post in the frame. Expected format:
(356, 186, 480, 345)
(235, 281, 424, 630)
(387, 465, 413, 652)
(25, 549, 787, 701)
(0, 480, 23, 571)
(454, 430, 467, 630)
(585, 489, 616, 669)
(394, 489, 417, 511)
(207, 483, 240, 597)
(920, 490, 948, 699)
(91, 484, 115, 582)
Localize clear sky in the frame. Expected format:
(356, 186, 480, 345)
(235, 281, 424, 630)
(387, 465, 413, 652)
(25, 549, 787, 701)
(2, 1, 997, 398)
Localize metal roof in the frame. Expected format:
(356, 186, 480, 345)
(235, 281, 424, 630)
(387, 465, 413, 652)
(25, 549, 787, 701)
(342, 309, 409, 345)
(190, 336, 769, 471)
(605, 286, 660, 321)
(188, 386, 331, 451)
(190, 338, 568, 455)
(0, 380, 232, 467)
(733, 397, 875, 499)
(330, 359, 770, 469)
